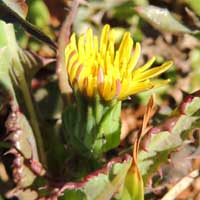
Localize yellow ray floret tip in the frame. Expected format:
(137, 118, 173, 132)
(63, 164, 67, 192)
(65, 24, 173, 101)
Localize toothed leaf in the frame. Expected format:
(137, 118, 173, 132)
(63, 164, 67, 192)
(138, 94, 200, 184)
(57, 156, 132, 200)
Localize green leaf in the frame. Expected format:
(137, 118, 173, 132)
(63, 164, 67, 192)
(121, 166, 144, 200)
(58, 156, 132, 200)
(113, 1, 135, 20)
(62, 103, 91, 157)
(138, 94, 200, 184)
(62, 95, 122, 158)
(19, 49, 56, 80)
(0, 22, 62, 178)
(0, 20, 46, 166)
(184, 96, 200, 115)
(0, 48, 16, 98)
(0, 18, 45, 172)
(0, 2, 56, 49)
(92, 100, 121, 156)
(135, 5, 193, 33)
(59, 190, 86, 200)
(27, 0, 50, 28)
(8, 112, 39, 160)
(2, 95, 40, 189)
(95, 162, 131, 200)
(185, 0, 200, 16)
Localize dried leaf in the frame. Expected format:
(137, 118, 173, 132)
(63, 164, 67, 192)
(120, 97, 154, 200)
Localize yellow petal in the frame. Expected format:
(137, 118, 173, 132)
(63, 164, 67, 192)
(126, 80, 153, 98)
(118, 32, 130, 61)
(65, 24, 173, 101)
(137, 57, 156, 72)
(133, 61, 173, 81)
(86, 28, 93, 57)
(100, 24, 110, 56)
(128, 42, 141, 72)
(78, 34, 85, 61)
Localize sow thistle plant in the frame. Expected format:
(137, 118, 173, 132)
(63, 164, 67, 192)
(2, 1, 200, 200)
(62, 25, 172, 199)
(63, 24, 173, 159)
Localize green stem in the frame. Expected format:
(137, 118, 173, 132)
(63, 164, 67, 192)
(17, 67, 47, 167)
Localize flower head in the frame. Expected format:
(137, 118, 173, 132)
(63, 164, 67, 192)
(65, 24, 173, 101)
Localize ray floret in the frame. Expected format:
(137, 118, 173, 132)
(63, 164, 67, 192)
(65, 24, 173, 101)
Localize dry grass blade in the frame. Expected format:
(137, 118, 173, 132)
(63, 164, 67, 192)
(161, 170, 200, 200)
(133, 95, 154, 163)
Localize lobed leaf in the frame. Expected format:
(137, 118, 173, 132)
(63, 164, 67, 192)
(0, 20, 47, 199)
(138, 92, 200, 184)
(56, 156, 132, 200)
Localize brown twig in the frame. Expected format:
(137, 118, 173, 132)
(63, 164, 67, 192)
(56, 0, 80, 104)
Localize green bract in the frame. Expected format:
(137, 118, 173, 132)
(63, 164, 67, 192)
(62, 91, 121, 158)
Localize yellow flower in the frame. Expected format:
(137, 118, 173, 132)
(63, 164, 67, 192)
(65, 24, 173, 101)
